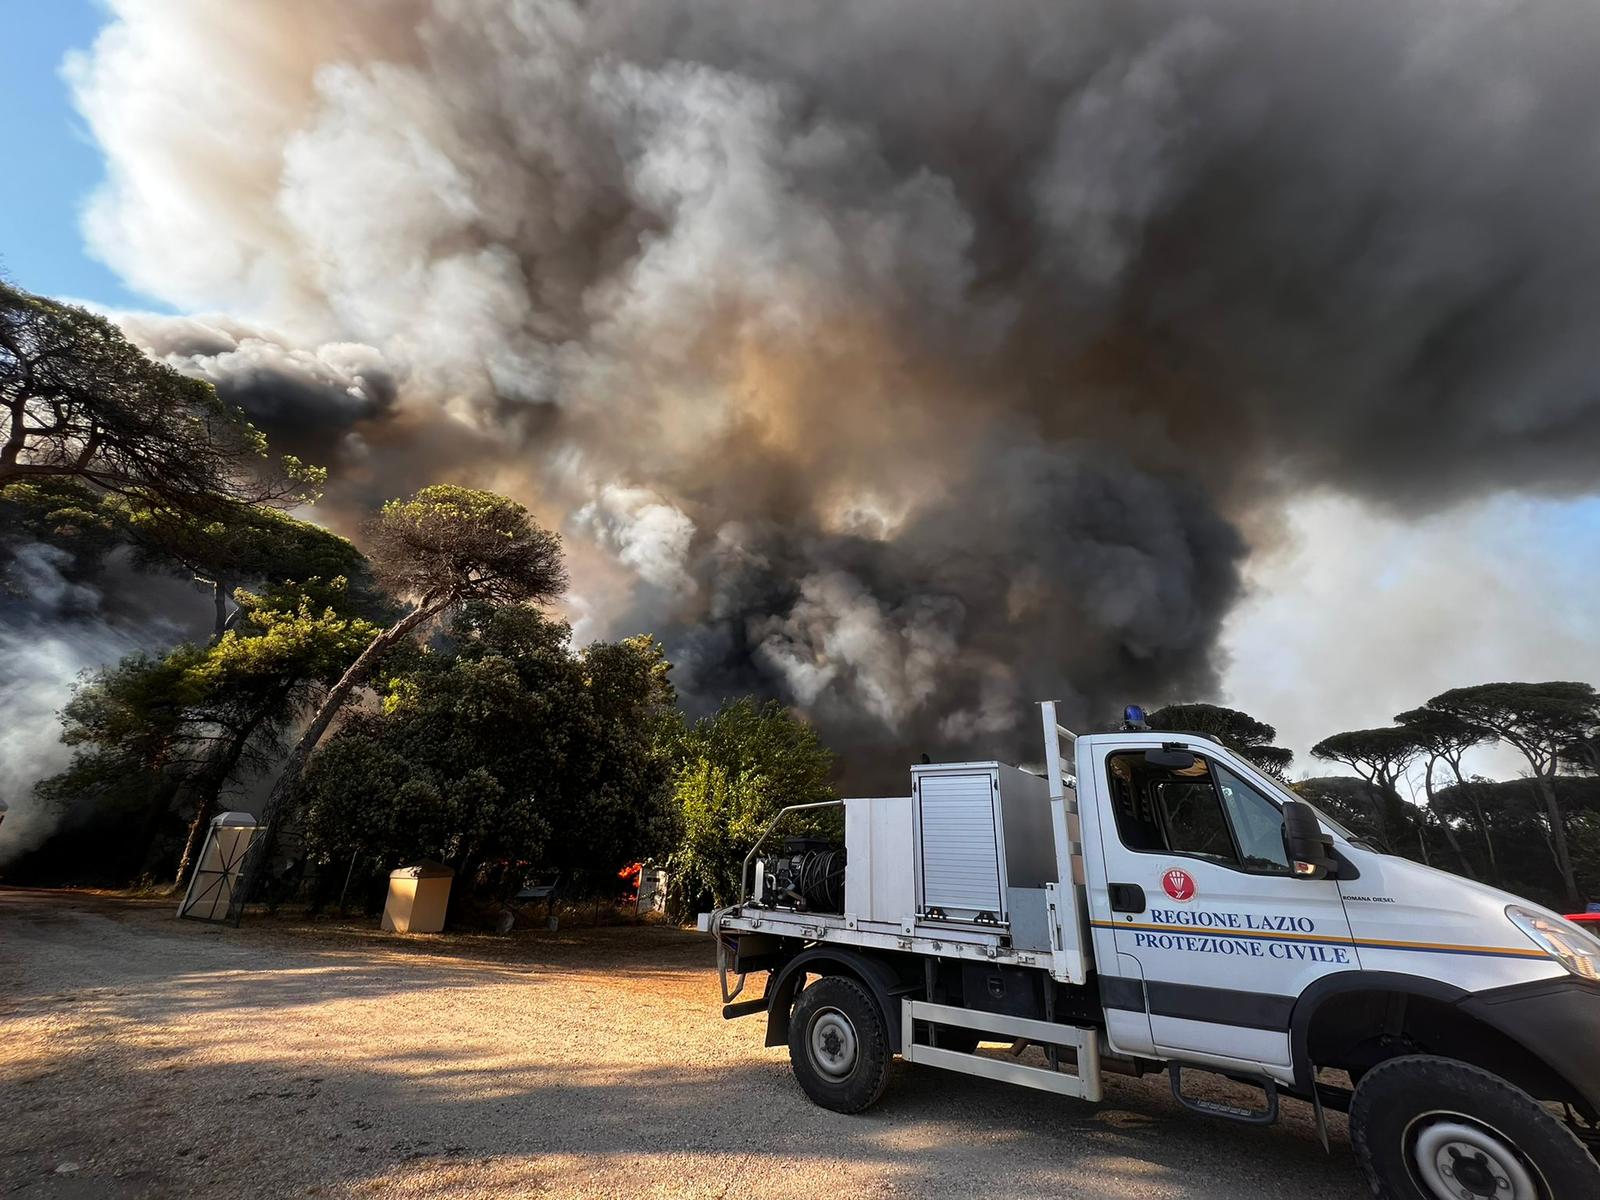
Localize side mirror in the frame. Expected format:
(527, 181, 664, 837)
(1281, 800, 1337, 880)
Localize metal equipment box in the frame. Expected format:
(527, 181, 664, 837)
(911, 762, 1055, 926)
(842, 795, 916, 927)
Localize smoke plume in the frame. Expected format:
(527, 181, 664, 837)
(33, 0, 1600, 783)
(0, 544, 208, 863)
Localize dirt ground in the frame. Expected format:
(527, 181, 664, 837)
(0, 888, 1366, 1198)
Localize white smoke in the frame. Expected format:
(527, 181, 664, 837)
(572, 486, 697, 598)
(0, 546, 194, 865)
(749, 570, 961, 726)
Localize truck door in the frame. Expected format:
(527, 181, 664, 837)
(1091, 742, 1357, 1068)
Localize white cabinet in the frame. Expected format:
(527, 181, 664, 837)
(842, 795, 915, 925)
(912, 762, 1055, 926)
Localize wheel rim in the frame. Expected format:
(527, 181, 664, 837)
(807, 1007, 859, 1079)
(1404, 1112, 1543, 1200)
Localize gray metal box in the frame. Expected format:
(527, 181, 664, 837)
(1006, 887, 1053, 952)
(842, 795, 915, 925)
(911, 762, 1057, 925)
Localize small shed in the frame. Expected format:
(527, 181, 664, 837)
(381, 862, 455, 933)
(636, 867, 668, 915)
(178, 811, 261, 923)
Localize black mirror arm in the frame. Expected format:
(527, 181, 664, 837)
(1281, 799, 1342, 882)
(1323, 846, 1360, 882)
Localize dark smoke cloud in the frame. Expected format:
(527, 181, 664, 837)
(114, 312, 512, 531)
(45, 0, 1600, 780)
(117, 312, 399, 464)
(660, 439, 1243, 778)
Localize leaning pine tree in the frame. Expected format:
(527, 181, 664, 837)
(232, 486, 567, 914)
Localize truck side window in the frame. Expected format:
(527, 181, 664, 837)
(1106, 754, 1164, 851)
(1212, 763, 1292, 874)
(1105, 752, 1239, 866)
(1152, 775, 1237, 864)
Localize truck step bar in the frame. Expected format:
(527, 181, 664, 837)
(1168, 1065, 1279, 1126)
(900, 999, 1103, 1101)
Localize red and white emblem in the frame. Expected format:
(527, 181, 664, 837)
(1161, 867, 1196, 902)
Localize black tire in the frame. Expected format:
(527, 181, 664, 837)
(1349, 1054, 1599, 1200)
(787, 976, 891, 1113)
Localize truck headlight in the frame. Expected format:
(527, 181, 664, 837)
(1506, 905, 1600, 981)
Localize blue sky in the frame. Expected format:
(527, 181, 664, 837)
(0, 1, 154, 308)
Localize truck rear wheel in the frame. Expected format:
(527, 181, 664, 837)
(1349, 1055, 1598, 1200)
(788, 976, 891, 1113)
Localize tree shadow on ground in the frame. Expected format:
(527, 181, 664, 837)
(0, 889, 1364, 1199)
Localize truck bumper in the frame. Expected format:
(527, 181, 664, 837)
(1460, 976, 1600, 1113)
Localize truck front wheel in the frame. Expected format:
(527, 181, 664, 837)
(1349, 1055, 1598, 1200)
(788, 976, 891, 1113)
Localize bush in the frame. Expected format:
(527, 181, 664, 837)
(665, 698, 836, 912)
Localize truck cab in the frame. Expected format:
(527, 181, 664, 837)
(703, 704, 1600, 1199)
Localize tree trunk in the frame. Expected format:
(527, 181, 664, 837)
(128, 734, 180, 879)
(173, 788, 217, 893)
(336, 848, 362, 913)
(1434, 816, 1472, 876)
(1448, 754, 1500, 884)
(229, 600, 441, 916)
(1400, 768, 1431, 865)
(1423, 756, 1475, 879)
(1530, 788, 1561, 886)
(446, 846, 482, 929)
(130, 774, 180, 881)
(1469, 789, 1500, 883)
(211, 579, 230, 641)
(1535, 770, 1582, 908)
(172, 700, 281, 889)
(1366, 772, 1394, 851)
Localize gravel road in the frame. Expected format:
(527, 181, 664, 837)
(0, 888, 1366, 1198)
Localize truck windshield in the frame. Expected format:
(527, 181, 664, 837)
(1224, 764, 1371, 850)
(1212, 763, 1292, 872)
(1221, 756, 1366, 847)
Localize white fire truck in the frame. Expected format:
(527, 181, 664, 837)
(700, 703, 1600, 1199)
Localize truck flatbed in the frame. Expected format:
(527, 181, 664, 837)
(705, 907, 1047, 970)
